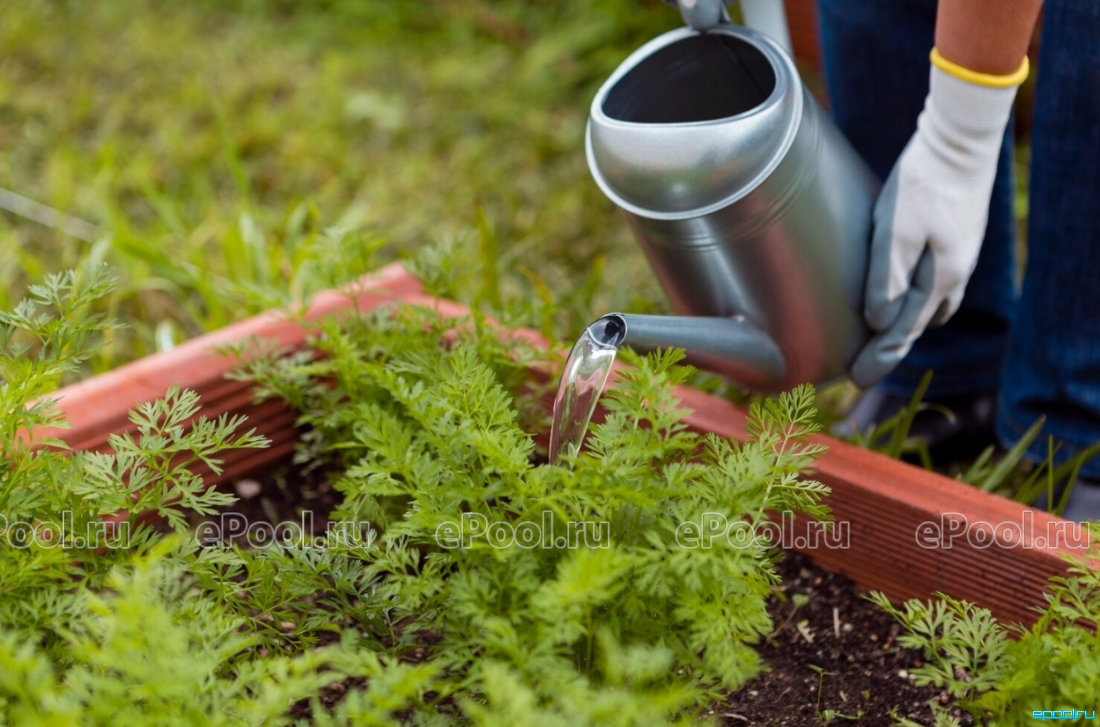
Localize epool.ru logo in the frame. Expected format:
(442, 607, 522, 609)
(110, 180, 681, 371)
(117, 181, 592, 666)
(1032, 709, 1096, 721)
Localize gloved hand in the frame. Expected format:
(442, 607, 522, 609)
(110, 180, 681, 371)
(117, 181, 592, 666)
(850, 50, 1027, 388)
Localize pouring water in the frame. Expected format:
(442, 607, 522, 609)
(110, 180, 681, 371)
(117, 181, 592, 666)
(548, 315, 626, 464)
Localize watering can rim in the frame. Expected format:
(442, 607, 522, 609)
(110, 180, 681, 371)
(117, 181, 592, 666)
(586, 24, 804, 221)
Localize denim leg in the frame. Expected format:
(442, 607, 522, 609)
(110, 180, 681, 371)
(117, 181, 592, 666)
(997, 0, 1100, 478)
(815, 0, 1018, 398)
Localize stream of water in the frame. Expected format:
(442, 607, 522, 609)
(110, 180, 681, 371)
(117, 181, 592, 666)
(548, 314, 627, 465)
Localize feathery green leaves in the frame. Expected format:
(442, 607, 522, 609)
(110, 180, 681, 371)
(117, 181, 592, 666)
(230, 298, 833, 722)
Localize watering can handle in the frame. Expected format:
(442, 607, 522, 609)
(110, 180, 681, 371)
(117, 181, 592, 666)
(663, 0, 794, 56)
(663, 0, 730, 32)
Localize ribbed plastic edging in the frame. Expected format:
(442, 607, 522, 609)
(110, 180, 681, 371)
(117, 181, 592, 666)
(39, 263, 424, 482)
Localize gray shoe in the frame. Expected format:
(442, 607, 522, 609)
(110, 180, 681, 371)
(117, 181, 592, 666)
(833, 386, 997, 462)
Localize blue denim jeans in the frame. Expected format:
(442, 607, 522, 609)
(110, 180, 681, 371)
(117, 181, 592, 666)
(816, 0, 1100, 477)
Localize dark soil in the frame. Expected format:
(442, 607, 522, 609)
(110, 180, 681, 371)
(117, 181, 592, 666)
(721, 549, 973, 726)
(207, 464, 969, 725)
(190, 464, 342, 549)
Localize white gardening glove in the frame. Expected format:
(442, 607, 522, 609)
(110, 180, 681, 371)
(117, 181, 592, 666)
(850, 51, 1027, 388)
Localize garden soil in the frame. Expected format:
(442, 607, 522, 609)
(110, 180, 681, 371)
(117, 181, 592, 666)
(722, 549, 973, 726)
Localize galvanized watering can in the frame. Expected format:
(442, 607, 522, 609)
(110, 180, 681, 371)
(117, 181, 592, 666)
(586, 13, 880, 391)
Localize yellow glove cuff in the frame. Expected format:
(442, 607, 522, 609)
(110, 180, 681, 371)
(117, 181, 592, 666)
(930, 47, 1030, 89)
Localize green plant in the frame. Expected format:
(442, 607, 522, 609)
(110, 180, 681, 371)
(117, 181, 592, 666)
(0, 540, 358, 726)
(763, 591, 810, 647)
(870, 537, 1100, 726)
(227, 295, 832, 723)
(0, 261, 833, 723)
(0, 270, 394, 723)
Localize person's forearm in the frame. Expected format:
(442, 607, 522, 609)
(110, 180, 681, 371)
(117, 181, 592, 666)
(936, 0, 1042, 75)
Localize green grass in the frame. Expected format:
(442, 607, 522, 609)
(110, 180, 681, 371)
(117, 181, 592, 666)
(1, 0, 674, 370)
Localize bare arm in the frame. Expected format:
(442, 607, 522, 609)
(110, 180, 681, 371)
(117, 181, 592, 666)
(936, 0, 1043, 75)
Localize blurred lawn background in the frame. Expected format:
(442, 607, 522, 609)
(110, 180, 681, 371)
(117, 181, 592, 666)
(0, 0, 1032, 411)
(5, 0, 1058, 489)
(1, 0, 686, 370)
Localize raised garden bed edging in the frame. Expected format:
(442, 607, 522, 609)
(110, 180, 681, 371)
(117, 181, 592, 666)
(42, 262, 1090, 626)
(680, 390, 1091, 625)
(39, 263, 423, 483)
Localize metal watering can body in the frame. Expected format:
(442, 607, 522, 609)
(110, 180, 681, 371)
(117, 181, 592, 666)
(586, 24, 879, 391)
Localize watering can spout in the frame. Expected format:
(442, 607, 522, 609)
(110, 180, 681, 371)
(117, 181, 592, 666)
(598, 313, 787, 391)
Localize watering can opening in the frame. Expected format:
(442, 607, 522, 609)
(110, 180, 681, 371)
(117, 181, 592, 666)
(601, 33, 777, 125)
(587, 27, 802, 217)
